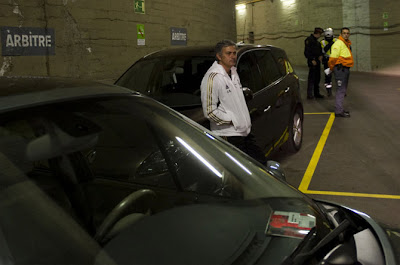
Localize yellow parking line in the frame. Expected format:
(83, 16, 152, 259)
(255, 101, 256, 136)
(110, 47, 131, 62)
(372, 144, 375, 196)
(299, 112, 400, 200)
(304, 112, 333, 115)
(303, 190, 400, 200)
(299, 113, 335, 192)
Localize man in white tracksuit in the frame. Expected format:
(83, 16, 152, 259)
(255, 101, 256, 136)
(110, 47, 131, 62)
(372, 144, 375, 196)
(201, 39, 265, 164)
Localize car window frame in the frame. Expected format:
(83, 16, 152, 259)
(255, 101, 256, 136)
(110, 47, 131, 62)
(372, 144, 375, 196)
(249, 48, 285, 88)
(236, 50, 265, 93)
(238, 47, 290, 96)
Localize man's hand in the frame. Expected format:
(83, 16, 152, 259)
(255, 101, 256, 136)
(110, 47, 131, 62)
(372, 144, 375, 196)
(312, 60, 317, 66)
(318, 55, 323, 61)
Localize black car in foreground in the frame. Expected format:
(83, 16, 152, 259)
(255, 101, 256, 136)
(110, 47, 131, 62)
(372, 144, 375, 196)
(0, 77, 397, 264)
(116, 44, 303, 158)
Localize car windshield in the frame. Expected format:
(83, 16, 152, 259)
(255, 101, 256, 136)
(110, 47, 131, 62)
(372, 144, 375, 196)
(0, 95, 329, 264)
(115, 56, 215, 107)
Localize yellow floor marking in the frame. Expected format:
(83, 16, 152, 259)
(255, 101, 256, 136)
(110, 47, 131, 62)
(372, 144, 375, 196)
(304, 112, 333, 115)
(303, 190, 400, 200)
(299, 112, 400, 200)
(299, 113, 335, 192)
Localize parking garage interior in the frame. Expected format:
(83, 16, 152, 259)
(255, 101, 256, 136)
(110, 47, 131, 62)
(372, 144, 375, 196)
(1, 0, 399, 241)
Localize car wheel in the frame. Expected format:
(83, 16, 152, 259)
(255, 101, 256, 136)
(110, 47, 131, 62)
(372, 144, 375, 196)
(285, 107, 303, 152)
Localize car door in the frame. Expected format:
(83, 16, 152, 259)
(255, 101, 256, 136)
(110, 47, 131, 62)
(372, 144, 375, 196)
(271, 52, 300, 148)
(237, 50, 273, 152)
(252, 49, 292, 151)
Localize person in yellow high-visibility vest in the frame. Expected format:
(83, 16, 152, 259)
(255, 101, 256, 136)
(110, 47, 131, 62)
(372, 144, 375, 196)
(320, 28, 337, 97)
(328, 27, 354, 118)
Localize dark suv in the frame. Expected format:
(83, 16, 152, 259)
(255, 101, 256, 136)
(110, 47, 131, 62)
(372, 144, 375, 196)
(116, 44, 303, 157)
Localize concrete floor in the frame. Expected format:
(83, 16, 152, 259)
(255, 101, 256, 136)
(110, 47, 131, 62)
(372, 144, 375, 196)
(270, 65, 400, 229)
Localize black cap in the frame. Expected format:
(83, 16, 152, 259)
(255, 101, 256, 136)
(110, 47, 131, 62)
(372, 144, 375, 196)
(314, 27, 324, 34)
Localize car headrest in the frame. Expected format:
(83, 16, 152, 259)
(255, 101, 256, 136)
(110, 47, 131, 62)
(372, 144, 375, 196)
(26, 114, 102, 161)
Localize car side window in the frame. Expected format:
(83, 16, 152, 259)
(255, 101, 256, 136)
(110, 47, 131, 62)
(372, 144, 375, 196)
(160, 59, 186, 93)
(116, 59, 160, 95)
(156, 57, 214, 106)
(237, 52, 265, 93)
(86, 111, 234, 196)
(80, 100, 241, 198)
(81, 112, 178, 190)
(253, 50, 282, 87)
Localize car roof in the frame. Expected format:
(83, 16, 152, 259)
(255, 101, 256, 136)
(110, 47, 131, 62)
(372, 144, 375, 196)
(0, 77, 136, 113)
(237, 43, 281, 53)
(143, 45, 216, 58)
(142, 43, 282, 59)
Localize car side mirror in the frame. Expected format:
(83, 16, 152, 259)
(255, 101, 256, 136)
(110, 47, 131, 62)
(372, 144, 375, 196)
(242, 87, 253, 102)
(265, 160, 286, 181)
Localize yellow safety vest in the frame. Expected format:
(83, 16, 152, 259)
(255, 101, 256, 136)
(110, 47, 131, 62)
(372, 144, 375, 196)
(321, 38, 337, 56)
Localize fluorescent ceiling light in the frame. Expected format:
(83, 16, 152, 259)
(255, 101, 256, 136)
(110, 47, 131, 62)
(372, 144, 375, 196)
(236, 4, 246, 10)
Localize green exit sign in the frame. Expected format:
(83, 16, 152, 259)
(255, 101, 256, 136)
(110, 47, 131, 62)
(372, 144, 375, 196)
(134, 0, 145, 14)
(382, 12, 389, 19)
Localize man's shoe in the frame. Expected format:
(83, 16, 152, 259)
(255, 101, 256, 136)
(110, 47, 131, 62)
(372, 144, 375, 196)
(335, 112, 350, 118)
(315, 94, 324, 99)
(344, 110, 350, 114)
(307, 95, 314, 99)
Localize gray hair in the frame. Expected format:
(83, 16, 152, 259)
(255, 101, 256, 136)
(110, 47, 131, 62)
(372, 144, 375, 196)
(214, 39, 236, 61)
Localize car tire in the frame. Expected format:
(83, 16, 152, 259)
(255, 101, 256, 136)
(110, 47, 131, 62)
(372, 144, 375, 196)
(284, 107, 303, 153)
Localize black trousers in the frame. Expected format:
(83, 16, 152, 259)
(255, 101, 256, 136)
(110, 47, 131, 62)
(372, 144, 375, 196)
(307, 62, 321, 97)
(226, 133, 266, 165)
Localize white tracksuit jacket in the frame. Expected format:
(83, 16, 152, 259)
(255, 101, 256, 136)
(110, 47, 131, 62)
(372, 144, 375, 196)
(200, 61, 251, 137)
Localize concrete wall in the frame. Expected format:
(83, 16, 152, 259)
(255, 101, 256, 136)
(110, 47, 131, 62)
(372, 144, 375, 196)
(369, 0, 400, 75)
(343, 0, 371, 72)
(0, 0, 236, 81)
(235, 0, 400, 74)
(236, 0, 342, 67)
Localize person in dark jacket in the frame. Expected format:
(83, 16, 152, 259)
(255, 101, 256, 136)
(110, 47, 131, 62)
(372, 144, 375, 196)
(304, 27, 324, 99)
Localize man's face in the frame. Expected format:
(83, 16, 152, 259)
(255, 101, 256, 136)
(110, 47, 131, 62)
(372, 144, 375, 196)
(341, 29, 350, 41)
(217, 45, 237, 72)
